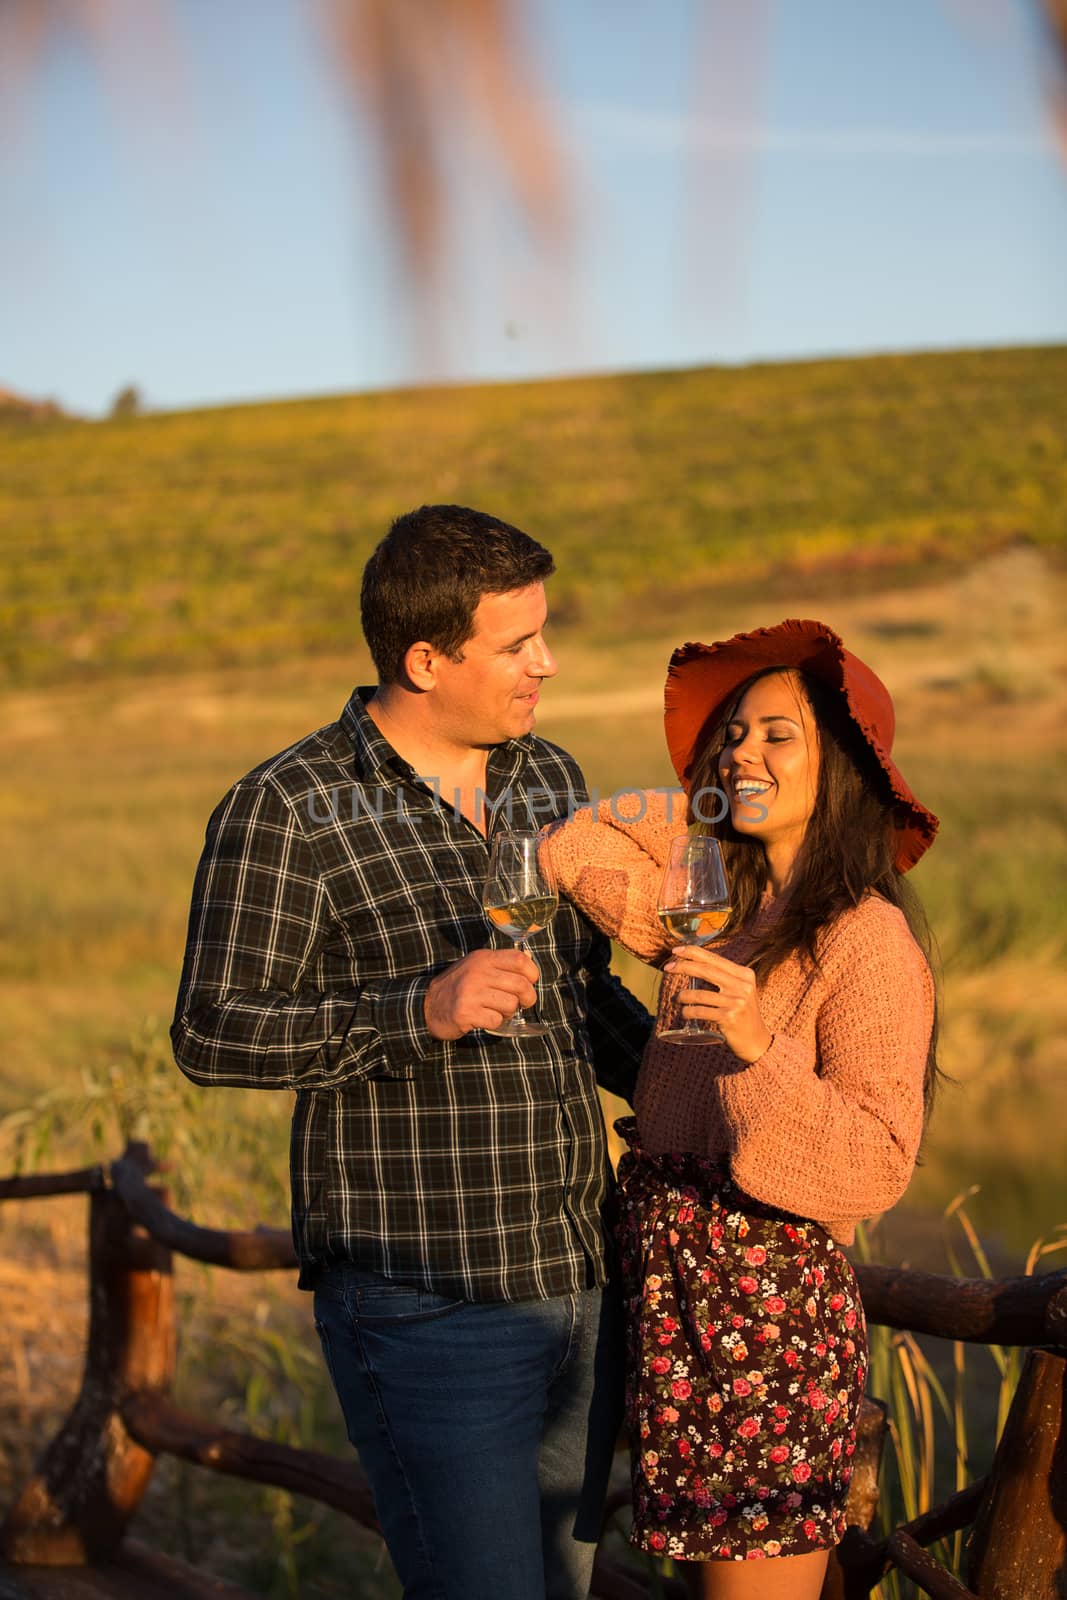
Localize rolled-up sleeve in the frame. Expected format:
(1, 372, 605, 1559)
(720, 903, 934, 1223)
(171, 781, 439, 1089)
(541, 790, 684, 964)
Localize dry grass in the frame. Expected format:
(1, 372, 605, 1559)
(0, 1198, 401, 1597)
(1, 544, 1065, 1594)
(3, 544, 1065, 1224)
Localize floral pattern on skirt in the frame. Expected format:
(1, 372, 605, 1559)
(612, 1117, 868, 1562)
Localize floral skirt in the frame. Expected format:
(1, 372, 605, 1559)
(612, 1117, 867, 1562)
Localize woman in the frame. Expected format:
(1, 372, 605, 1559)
(543, 619, 939, 1600)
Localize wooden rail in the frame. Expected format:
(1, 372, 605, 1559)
(121, 1392, 379, 1523)
(0, 1166, 105, 1201)
(854, 1261, 1067, 1346)
(2, 1145, 1065, 1600)
(110, 1146, 296, 1271)
(109, 1151, 1067, 1341)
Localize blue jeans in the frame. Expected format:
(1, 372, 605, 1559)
(313, 1267, 623, 1600)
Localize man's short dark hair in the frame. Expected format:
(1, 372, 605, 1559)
(361, 505, 555, 684)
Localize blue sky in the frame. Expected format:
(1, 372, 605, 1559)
(2, 0, 1064, 415)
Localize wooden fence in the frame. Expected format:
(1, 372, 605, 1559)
(1, 1143, 1065, 1600)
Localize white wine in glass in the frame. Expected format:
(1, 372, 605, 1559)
(656, 835, 730, 1043)
(482, 831, 558, 1038)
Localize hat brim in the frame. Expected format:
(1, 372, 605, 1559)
(663, 618, 939, 872)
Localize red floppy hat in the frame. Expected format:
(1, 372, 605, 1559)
(663, 618, 939, 871)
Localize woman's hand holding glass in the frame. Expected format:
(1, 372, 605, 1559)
(663, 945, 773, 1063)
(656, 835, 731, 1042)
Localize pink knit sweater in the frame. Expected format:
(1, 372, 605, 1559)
(543, 792, 934, 1244)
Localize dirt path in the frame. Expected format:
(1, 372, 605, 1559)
(537, 546, 1065, 726)
(6, 546, 1063, 751)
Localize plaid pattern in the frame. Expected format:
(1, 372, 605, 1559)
(172, 688, 652, 1301)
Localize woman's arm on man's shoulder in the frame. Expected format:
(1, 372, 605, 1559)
(541, 788, 687, 963)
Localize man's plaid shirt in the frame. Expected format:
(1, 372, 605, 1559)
(172, 688, 652, 1301)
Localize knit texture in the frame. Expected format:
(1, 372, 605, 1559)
(542, 791, 934, 1242)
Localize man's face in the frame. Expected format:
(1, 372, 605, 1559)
(430, 583, 558, 747)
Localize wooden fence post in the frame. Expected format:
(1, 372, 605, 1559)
(966, 1346, 1067, 1599)
(1, 1155, 176, 1565)
(820, 1396, 889, 1600)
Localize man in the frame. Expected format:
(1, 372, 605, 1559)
(172, 505, 651, 1599)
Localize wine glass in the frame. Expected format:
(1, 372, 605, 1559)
(656, 834, 731, 1043)
(482, 831, 559, 1038)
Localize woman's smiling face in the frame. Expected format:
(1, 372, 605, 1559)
(716, 670, 821, 859)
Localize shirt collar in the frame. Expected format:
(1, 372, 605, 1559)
(340, 687, 532, 793)
(340, 688, 410, 782)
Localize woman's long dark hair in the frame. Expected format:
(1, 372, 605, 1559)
(687, 666, 942, 1117)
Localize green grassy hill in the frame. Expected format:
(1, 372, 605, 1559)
(3, 345, 1065, 688)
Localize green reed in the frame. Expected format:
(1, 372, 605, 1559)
(856, 1202, 1067, 1599)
